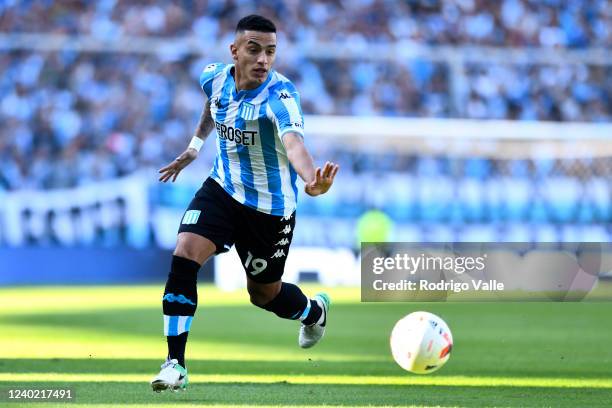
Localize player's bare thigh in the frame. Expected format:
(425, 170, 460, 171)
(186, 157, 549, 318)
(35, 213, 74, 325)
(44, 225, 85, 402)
(174, 232, 216, 265)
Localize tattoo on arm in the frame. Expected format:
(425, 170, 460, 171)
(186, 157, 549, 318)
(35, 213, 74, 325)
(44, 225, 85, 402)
(195, 100, 214, 140)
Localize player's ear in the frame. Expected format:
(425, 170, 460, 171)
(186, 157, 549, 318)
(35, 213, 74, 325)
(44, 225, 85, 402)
(230, 43, 238, 62)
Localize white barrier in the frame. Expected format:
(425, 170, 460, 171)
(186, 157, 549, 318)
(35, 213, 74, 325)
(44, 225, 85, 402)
(0, 173, 149, 247)
(215, 247, 361, 290)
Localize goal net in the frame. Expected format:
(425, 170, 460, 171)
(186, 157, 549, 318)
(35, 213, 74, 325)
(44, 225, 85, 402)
(303, 116, 612, 243)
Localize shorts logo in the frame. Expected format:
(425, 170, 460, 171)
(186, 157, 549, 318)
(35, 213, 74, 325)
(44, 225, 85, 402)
(271, 249, 286, 259)
(279, 225, 292, 235)
(239, 102, 256, 120)
(281, 215, 292, 221)
(182, 210, 201, 225)
(275, 238, 290, 246)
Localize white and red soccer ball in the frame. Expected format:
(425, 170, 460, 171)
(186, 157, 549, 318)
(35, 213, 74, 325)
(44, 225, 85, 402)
(390, 311, 453, 374)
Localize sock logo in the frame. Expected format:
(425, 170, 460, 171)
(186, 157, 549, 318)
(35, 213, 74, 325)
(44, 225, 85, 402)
(163, 293, 196, 305)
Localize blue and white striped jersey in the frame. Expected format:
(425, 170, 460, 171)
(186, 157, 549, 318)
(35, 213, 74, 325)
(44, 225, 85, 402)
(199, 62, 304, 217)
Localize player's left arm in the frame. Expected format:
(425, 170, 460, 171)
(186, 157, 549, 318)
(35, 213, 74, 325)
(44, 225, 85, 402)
(283, 133, 339, 197)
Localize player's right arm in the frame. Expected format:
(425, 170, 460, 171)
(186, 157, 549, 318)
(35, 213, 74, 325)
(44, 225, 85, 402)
(158, 99, 214, 183)
(159, 63, 223, 183)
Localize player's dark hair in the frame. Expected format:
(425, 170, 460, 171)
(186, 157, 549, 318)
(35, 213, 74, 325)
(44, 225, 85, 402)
(236, 14, 276, 33)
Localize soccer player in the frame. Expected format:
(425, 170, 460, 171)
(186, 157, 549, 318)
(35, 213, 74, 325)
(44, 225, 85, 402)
(150, 15, 339, 392)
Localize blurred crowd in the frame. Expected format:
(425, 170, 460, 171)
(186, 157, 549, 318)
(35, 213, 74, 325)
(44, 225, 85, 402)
(0, 0, 610, 194)
(464, 63, 610, 121)
(0, 50, 451, 191)
(1, 0, 610, 47)
(1, 51, 200, 190)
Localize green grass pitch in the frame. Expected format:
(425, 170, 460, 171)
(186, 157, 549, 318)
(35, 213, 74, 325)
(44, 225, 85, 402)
(0, 284, 611, 407)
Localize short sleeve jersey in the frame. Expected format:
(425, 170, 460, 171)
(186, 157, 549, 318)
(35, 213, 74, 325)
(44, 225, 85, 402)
(199, 62, 304, 217)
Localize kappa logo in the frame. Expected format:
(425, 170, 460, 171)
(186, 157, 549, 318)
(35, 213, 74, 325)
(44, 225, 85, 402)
(275, 238, 290, 246)
(281, 215, 292, 221)
(211, 97, 222, 109)
(279, 225, 292, 235)
(271, 249, 286, 259)
(279, 92, 292, 100)
(163, 293, 196, 305)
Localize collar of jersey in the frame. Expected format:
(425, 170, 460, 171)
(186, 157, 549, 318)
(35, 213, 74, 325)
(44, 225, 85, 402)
(228, 64, 273, 99)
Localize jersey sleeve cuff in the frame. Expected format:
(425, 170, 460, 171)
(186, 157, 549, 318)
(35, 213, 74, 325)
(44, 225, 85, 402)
(280, 127, 304, 139)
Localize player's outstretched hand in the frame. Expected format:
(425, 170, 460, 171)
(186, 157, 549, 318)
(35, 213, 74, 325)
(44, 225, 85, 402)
(158, 148, 198, 182)
(305, 161, 339, 197)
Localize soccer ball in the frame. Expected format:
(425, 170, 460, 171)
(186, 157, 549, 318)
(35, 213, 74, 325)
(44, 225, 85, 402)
(390, 311, 453, 374)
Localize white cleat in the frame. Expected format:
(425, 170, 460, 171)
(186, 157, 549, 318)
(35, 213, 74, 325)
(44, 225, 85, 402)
(150, 359, 188, 393)
(299, 293, 330, 349)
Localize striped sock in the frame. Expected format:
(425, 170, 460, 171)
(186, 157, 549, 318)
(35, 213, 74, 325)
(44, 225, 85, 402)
(162, 256, 200, 368)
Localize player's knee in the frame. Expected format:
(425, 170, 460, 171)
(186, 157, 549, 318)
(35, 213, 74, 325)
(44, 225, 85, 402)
(249, 293, 267, 307)
(248, 281, 281, 307)
(174, 233, 215, 264)
(248, 289, 272, 307)
(173, 245, 200, 264)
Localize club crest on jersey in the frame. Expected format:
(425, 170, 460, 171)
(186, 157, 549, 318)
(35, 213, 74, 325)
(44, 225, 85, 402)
(239, 102, 257, 120)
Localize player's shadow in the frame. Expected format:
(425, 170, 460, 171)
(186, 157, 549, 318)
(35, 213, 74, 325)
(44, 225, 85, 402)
(3, 303, 612, 380)
(2, 356, 611, 382)
(0, 303, 610, 378)
(0, 357, 398, 377)
(0, 304, 401, 361)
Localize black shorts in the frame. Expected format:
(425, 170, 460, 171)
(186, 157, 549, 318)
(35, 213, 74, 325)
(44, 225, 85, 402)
(178, 177, 296, 283)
